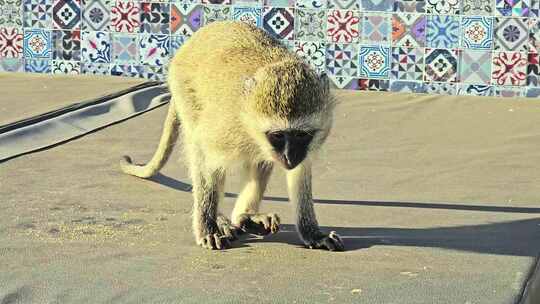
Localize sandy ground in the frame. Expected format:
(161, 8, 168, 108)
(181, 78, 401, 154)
(1, 76, 540, 303)
(0, 73, 145, 126)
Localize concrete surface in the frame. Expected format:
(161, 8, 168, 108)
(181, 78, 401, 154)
(0, 73, 145, 126)
(1, 76, 540, 303)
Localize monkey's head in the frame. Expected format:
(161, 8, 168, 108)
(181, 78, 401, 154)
(241, 59, 335, 170)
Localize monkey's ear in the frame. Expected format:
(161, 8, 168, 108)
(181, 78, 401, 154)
(243, 76, 257, 95)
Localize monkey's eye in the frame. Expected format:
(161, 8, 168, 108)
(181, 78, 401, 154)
(291, 130, 314, 142)
(266, 131, 286, 150)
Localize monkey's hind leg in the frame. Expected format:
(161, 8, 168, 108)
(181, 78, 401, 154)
(231, 162, 280, 236)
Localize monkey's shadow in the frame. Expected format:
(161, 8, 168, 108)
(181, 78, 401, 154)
(149, 173, 540, 257)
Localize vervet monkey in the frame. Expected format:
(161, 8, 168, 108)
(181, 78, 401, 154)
(120, 21, 344, 251)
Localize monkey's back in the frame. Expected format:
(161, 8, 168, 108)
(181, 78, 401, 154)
(167, 21, 296, 115)
(167, 21, 298, 160)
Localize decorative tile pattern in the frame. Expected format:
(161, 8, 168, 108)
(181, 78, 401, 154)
(139, 33, 169, 66)
(1, 0, 23, 27)
(462, 0, 493, 15)
(81, 30, 111, 62)
(203, 0, 232, 4)
(494, 17, 529, 51)
(391, 47, 424, 80)
(391, 13, 426, 47)
(361, 0, 394, 12)
(232, 7, 262, 27)
(529, 18, 540, 51)
(110, 63, 142, 76)
(459, 50, 492, 84)
(203, 5, 231, 24)
(359, 45, 390, 79)
(358, 78, 390, 91)
(294, 40, 325, 72)
(496, 0, 530, 16)
(111, 0, 139, 32)
(495, 86, 526, 97)
(112, 33, 137, 63)
(296, 0, 325, 9)
(0, 58, 24, 71)
(1, 27, 23, 58)
(170, 34, 186, 54)
(461, 16, 494, 49)
(527, 52, 540, 86)
(82, 0, 110, 31)
(23, 0, 52, 28)
(263, 7, 294, 40)
(491, 51, 527, 85)
(171, 2, 203, 36)
(362, 13, 390, 44)
(390, 80, 426, 92)
(23, 28, 51, 58)
(325, 42, 358, 76)
(52, 59, 80, 73)
(25, 59, 52, 73)
(328, 0, 359, 10)
(426, 0, 460, 14)
(531, 0, 540, 17)
(142, 64, 166, 80)
(52, 29, 81, 60)
(13, 0, 540, 99)
(295, 8, 325, 41)
(526, 87, 540, 97)
(53, 0, 81, 30)
(458, 84, 494, 96)
(327, 9, 359, 43)
(394, 0, 426, 13)
(328, 75, 358, 90)
(82, 62, 109, 73)
(425, 82, 457, 94)
(424, 48, 458, 82)
(140, 3, 170, 34)
(264, 0, 293, 6)
(426, 15, 460, 48)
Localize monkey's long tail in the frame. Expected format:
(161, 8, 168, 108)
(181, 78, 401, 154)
(120, 102, 179, 178)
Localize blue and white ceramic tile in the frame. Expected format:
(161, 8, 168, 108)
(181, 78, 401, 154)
(0, 58, 24, 71)
(25, 58, 52, 72)
(14, 0, 540, 98)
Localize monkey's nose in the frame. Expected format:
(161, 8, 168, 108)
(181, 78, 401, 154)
(282, 150, 302, 170)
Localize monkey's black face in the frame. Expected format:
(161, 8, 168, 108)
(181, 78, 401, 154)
(266, 129, 315, 170)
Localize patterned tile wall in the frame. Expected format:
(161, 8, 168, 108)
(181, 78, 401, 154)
(2, 0, 540, 98)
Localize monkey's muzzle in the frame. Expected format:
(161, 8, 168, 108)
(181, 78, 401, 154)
(267, 130, 312, 170)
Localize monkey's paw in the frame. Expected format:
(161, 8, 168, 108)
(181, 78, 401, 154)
(197, 232, 231, 250)
(306, 231, 345, 252)
(236, 213, 280, 236)
(216, 214, 239, 241)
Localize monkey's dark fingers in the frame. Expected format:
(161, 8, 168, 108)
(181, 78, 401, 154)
(238, 213, 281, 236)
(200, 236, 213, 249)
(329, 231, 344, 250)
(213, 233, 230, 249)
(308, 232, 345, 252)
(216, 214, 239, 241)
(258, 215, 271, 230)
(270, 214, 280, 234)
(199, 234, 229, 250)
(221, 225, 238, 241)
(322, 232, 345, 251)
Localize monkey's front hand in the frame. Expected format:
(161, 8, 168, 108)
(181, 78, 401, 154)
(236, 213, 280, 236)
(197, 230, 231, 250)
(304, 231, 345, 252)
